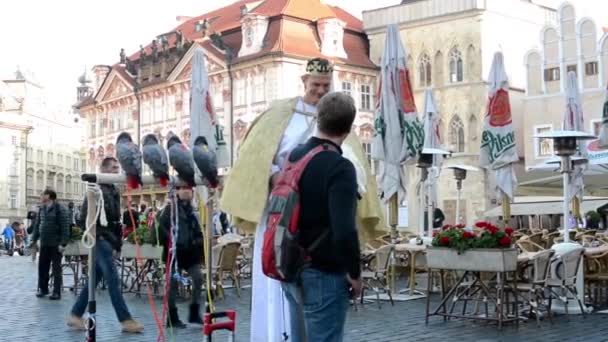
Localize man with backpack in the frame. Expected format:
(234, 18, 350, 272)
(30, 188, 70, 300)
(266, 92, 362, 342)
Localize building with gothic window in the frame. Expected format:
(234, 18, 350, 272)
(75, 0, 378, 205)
(522, 2, 608, 197)
(364, 0, 557, 228)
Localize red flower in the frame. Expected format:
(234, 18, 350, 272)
(486, 225, 499, 234)
(433, 231, 439, 237)
(505, 228, 514, 235)
(499, 237, 511, 246)
(475, 222, 488, 228)
(462, 231, 474, 239)
(439, 236, 450, 246)
(455, 224, 465, 229)
(442, 224, 452, 231)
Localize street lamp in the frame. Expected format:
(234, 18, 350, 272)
(417, 148, 449, 240)
(443, 165, 479, 225)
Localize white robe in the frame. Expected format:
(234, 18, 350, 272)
(250, 99, 316, 342)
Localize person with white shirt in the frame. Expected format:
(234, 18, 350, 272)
(220, 58, 384, 342)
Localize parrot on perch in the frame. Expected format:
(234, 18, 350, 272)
(142, 133, 170, 187)
(116, 132, 142, 190)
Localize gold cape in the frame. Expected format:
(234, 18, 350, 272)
(220, 97, 386, 241)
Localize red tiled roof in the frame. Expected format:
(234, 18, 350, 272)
(119, 0, 373, 83)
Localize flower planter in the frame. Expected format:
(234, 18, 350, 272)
(121, 242, 162, 259)
(64, 241, 88, 256)
(426, 247, 517, 272)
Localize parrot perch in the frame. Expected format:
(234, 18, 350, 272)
(116, 132, 142, 190)
(142, 133, 170, 187)
(192, 136, 219, 188)
(167, 135, 196, 187)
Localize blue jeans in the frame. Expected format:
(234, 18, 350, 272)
(71, 239, 132, 322)
(282, 268, 350, 342)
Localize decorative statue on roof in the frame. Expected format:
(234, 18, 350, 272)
(176, 30, 184, 52)
(119, 48, 127, 65)
(161, 38, 169, 58)
(151, 40, 159, 62)
(139, 45, 147, 63)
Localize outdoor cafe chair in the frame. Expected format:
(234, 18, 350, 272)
(547, 247, 587, 320)
(361, 244, 394, 309)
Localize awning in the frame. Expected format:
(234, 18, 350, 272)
(484, 198, 608, 217)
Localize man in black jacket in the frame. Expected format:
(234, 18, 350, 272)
(30, 188, 70, 300)
(281, 92, 361, 342)
(67, 157, 143, 333)
(158, 183, 204, 328)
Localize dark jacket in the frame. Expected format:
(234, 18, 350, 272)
(122, 209, 140, 229)
(32, 202, 70, 247)
(158, 200, 203, 269)
(289, 137, 361, 280)
(79, 184, 123, 252)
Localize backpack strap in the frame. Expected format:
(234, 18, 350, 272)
(283, 143, 338, 188)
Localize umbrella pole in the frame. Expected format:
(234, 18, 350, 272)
(388, 194, 399, 292)
(501, 192, 510, 228)
(205, 189, 215, 313)
(85, 186, 97, 342)
(572, 197, 581, 229)
(427, 178, 433, 238)
(562, 156, 571, 243)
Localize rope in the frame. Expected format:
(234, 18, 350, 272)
(81, 184, 105, 249)
(126, 190, 166, 342)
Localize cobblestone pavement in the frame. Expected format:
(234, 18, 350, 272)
(2, 255, 608, 341)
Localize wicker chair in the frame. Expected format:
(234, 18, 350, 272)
(208, 242, 242, 299)
(361, 244, 394, 309)
(516, 240, 545, 253)
(547, 247, 587, 320)
(508, 249, 555, 326)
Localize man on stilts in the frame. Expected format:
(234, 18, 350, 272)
(221, 57, 384, 342)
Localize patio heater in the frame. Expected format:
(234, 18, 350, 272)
(444, 165, 479, 225)
(417, 148, 449, 243)
(534, 130, 595, 314)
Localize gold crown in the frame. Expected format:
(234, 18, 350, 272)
(306, 58, 333, 75)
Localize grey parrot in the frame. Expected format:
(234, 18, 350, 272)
(192, 136, 219, 188)
(142, 134, 170, 187)
(116, 132, 142, 189)
(167, 135, 196, 187)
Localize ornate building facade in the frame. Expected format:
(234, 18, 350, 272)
(0, 71, 86, 225)
(363, 0, 558, 228)
(75, 0, 378, 206)
(522, 2, 608, 195)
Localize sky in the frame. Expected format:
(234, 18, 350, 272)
(0, 0, 606, 110)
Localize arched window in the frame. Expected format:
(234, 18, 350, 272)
(418, 53, 432, 87)
(466, 45, 476, 81)
(449, 48, 463, 83)
(468, 115, 478, 142)
(26, 169, 34, 196)
(46, 172, 55, 191)
(434, 51, 444, 86)
(449, 115, 465, 152)
(526, 51, 543, 95)
(66, 175, 72, 195)
(36, 170, 44, 192)
(57, 174, 64, 197)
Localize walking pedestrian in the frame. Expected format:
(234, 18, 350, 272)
(67, 157, 144, 333)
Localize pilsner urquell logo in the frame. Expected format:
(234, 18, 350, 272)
(488, 89, 512, 127)
(398, 69, 417, 114)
